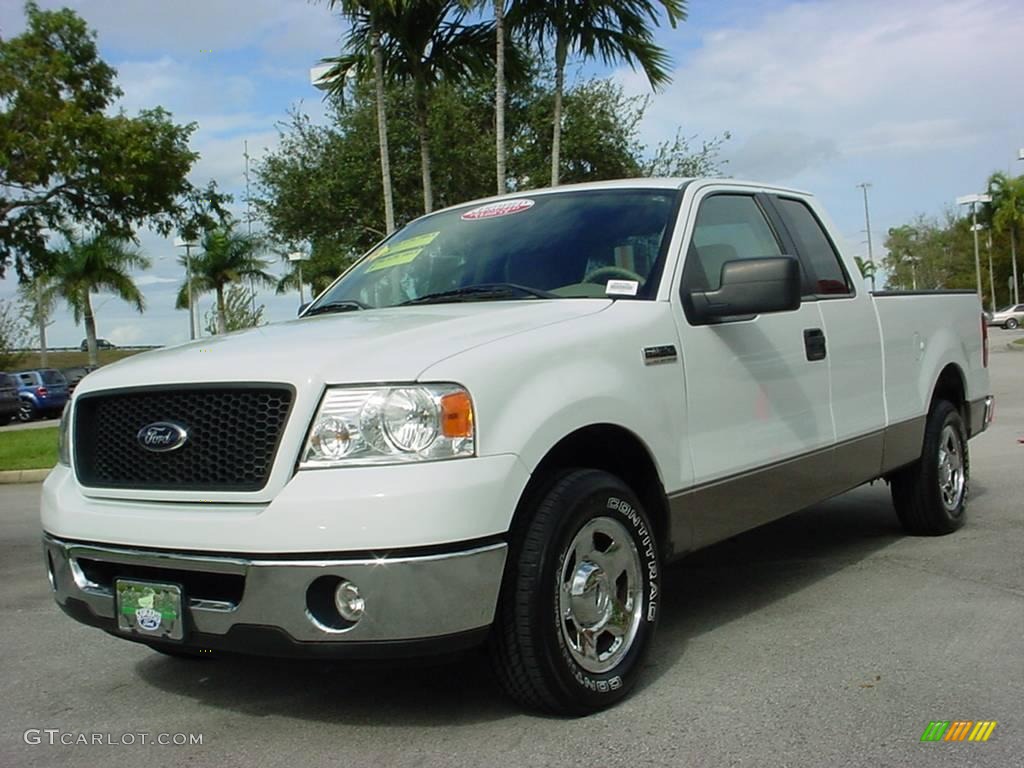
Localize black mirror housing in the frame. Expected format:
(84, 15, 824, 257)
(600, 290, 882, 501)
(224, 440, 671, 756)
(688, 256, 802, 324)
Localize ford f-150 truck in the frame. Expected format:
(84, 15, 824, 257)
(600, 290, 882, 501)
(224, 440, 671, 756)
(42, 179, 993, 715)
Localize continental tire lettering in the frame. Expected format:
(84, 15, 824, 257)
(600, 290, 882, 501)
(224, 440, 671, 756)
(607, 494, 660, 623)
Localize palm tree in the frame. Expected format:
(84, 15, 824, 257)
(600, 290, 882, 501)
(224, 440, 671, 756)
(511, 0, 687, 186)
(375, 1, 495, 213)
(322, 0, 398, 234)
(494, 0, 509, 194)
(48, 232, 150, 367)
(176, 228, 275, 335)
(988, 172, 1024, 305)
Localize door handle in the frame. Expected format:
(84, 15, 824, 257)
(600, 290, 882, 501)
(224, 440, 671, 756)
(804, 328, 827, 361)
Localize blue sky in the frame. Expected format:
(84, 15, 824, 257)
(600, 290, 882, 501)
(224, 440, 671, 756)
(1, 0, 1021, 347)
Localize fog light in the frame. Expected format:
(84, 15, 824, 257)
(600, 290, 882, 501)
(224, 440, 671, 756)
(334, 580, 364, 622)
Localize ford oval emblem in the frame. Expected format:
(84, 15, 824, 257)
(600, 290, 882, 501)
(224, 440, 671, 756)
(137, 421, 188, 453)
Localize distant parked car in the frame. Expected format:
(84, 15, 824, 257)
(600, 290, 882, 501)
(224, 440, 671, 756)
(986, 304, 1024, 330)
(14, 369, 69, 421)
(61, 365, 98, 396)
(0, 373, 21, 426)
(80, 338, 116, 351)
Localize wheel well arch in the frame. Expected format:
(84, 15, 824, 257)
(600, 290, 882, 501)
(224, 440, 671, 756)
(930, 363, 966, 419)
(512, 424, 672, 558)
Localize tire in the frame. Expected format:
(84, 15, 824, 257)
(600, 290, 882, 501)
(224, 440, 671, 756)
(17, 400, 35, 422)
(489, 468, 661, 715)
(1005, 318, 1019, 330)
(890, 400, 968, 535)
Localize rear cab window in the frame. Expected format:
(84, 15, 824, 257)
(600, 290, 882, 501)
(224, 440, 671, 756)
(772, 197, 853, 297)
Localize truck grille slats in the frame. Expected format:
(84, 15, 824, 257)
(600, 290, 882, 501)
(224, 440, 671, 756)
(74, 386, 293, 492)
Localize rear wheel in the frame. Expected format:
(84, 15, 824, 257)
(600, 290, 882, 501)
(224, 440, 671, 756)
(890, 400, 968, 535)
(17, 400, 35, 422)
(1005, 318, 1019, 330)
(489, 469, 661, 715)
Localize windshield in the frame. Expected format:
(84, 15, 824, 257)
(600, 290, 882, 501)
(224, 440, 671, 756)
(310, 189, 680, 310)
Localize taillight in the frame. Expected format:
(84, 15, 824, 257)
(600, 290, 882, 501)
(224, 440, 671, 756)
(981, 313, 989, 368)
(36, 386, 48, 397)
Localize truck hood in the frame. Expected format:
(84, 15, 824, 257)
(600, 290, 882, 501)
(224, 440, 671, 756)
(78, 300, 611, 393)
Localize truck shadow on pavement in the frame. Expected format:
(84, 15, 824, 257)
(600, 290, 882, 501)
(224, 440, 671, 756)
(134, 483, 907, 723)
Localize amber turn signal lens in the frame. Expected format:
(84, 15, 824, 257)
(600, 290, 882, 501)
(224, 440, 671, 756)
(440, 391, 473, 438)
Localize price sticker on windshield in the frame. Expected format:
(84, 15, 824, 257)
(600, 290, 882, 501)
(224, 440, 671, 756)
(461, 199, 535, 220)
(365, 231, 439, 273)
(605, 279, 639, 296)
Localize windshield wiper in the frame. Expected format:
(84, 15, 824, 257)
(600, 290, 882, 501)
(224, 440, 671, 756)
(303, 299, 370, 316)
(400, 283, 556, 306)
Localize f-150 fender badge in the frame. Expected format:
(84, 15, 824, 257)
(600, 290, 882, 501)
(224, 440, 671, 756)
(642, 345, 678, 365)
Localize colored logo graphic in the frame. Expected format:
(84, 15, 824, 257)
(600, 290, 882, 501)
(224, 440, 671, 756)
(920, 721, 997, 742)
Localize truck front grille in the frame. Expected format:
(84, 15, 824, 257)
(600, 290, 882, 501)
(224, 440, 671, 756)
(73, 385, 294, 492)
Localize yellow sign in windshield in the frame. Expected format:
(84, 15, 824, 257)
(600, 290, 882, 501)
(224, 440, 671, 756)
(365, 232, 439, 273)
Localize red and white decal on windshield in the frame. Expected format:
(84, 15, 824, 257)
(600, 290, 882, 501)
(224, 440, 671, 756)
(461, 198, 535, 220)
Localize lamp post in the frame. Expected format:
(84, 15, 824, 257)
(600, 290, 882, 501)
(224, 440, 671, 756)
(956, 194, 992, 301)
(174, 237, 200, 340)
(972, 223, 996, 312)
(856, 183, 876, 290)
(287, 251, 311, 307)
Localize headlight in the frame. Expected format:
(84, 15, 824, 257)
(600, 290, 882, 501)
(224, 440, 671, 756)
(57, 407, 71, 467)
(300, 384, 474, 468)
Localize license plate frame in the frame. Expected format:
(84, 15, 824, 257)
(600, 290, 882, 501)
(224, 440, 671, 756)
(115, 579, 186, 643)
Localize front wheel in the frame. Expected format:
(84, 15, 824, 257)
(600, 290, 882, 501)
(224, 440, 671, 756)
(489, 469, 661, 715)
(890, 400, 968, 535)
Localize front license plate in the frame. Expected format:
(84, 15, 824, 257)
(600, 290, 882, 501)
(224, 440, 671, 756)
(115, 579, 185, 642)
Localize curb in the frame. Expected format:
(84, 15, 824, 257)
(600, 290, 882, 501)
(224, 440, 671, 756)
(1006, 342, 1024, 352)
(0, 468, 53, 484)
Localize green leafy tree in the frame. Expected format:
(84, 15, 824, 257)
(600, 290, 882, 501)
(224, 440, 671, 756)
(510, 0, 686, 186)
(177, 228, 275, 335)
(48, 232, 151, 366)
(987, 172, 1024, 306)
(256, 72, 728, 259)
(202, 284, 265, 335)
(0, 2, 230, 278)
(0, 298, 29, 371)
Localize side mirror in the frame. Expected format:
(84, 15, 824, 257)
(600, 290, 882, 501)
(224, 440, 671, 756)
(689, 256, 801, 323)
(297, 302, 310, 317)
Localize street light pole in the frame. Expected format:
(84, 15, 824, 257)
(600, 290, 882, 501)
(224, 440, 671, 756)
(987, 229, 996, 312)
(287, 251, 310, 309)
(856, 183, 876, 290)
(175, 238, 200, 340)
(957, 194, 992, 303)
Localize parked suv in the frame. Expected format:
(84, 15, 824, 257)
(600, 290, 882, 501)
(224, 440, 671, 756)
(0, 373, 20, 426)
(15, 369, 69, 421)
(987, 303, 1024, 329)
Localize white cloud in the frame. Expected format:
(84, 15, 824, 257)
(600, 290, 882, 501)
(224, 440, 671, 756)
(618, 0, 1024, 179)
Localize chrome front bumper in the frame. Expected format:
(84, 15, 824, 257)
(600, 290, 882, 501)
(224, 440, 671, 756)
(43, 534, 507, 655)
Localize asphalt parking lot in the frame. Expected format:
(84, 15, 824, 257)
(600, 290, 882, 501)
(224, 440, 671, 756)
(1, 334, 1021, 768)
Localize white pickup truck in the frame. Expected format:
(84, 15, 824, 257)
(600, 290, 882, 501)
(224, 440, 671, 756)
(42, 178, 993, 715)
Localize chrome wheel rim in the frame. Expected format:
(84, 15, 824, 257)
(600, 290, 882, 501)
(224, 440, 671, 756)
(937, 425, 965, 512)
(558, 517, 643, 674)
(17, 402, 32, 421)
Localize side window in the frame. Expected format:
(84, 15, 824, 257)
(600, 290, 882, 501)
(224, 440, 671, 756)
(18, 373, 33, 386)
(775, 198, 851, 296)
(686, 195, 782, 291)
